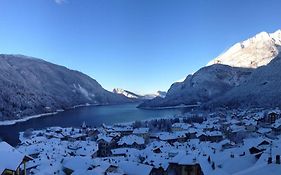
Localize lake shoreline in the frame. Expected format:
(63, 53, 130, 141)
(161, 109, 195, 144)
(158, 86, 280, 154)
(0, 103, 195, 126)
(0, 103, 98, 126)
(0, 103, 183, 146)
(0, 112, 59, 126)
(0, 102, 140, 126)
(138, 104, 200, 110)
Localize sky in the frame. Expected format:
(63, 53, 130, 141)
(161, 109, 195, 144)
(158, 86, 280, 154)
(0, 0, 281, 94)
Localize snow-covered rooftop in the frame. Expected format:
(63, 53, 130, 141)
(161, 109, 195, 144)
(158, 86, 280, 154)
(0, 141, 26, 173)
(118, 135, 145, 146)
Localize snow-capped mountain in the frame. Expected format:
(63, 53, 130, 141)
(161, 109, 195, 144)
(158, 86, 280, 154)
(141, 91, 167, 99)
(113, 88, 166, 100)
(0, 54, 132, 120)
(139, 29, 281, 109)
(207, 30, 281, 68)
(113, 88, 142, 99)
(155, 91, 167, 98)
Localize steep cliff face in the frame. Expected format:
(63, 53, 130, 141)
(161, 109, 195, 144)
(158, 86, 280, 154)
(138, 64, 252, 108)
(0, 54, 131, 120)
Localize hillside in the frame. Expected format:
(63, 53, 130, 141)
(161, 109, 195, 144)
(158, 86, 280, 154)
(208, 54, 281, 109)
(138, 64, 252, 108)
(0, 54, 132, 120)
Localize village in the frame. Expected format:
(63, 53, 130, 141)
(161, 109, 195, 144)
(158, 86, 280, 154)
(1, 108, 281, 175)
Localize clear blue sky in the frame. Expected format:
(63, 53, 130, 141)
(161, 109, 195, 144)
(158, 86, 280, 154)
(0, 0, 281, 94)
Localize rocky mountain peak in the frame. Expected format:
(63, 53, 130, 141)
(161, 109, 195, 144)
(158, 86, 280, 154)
(207, 29, 281, 68)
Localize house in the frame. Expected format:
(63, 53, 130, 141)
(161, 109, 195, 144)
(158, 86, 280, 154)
(272, 125, 281, 135)
(99, 159, 154, 175)
(248, 145, 264, 159)
(63, 156, 110, 175)
(157, 132, 188, 144)
(221, 121, 231, 131)
(118, 161, 153, 175)
(168, 152, 203, 175)
(145, 140, 173, 154)
(257, 127, 272, 135)
(257, 110, 281, 125)
(150, 167, 167, 175)
(196, 131, 223, 142)
(105, 165, 125, 174)
(97, 134, 114, 157)
(220, 139, 235, 149)
(0, 141, 32, 175)
(69, 133, 87, 141)
(257, 140, 271, 149)
(266, 111, 280, 124)
(67, 141, 99, 157)
(171, 123, 191, 131)
(87, 128, 100, 140)
(205, 131, 223, 142)
(196, 132, 208, 142)
(117, 135, 145, 149)
(133, 128, 149, 140)
(272, 118, 281, 135)
(186, 128, 198, 139)
(228, 125, 246, 143)
(244, 120, 257, 132)
(106, 126, 134, 136)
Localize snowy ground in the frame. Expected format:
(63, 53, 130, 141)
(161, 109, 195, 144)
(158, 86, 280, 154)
(14, 108, 281, 175)
(0, 112, 58, 126)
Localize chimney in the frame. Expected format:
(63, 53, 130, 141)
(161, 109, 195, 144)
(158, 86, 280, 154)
(276, 155, 280, 164)
(212, 162, 215, 170)
(268, 157, 272, 164)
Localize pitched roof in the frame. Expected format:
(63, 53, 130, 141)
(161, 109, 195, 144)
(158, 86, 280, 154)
(118, 161, 153, 175)
(118, 135, 145, 145)
(0, 141, 26, 173)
